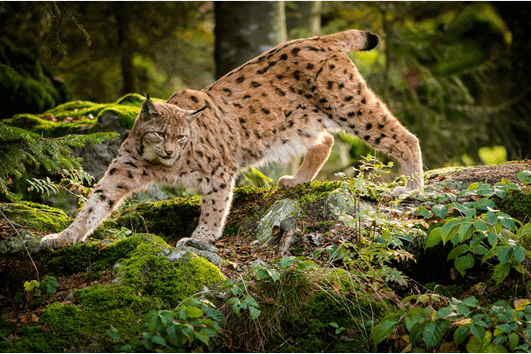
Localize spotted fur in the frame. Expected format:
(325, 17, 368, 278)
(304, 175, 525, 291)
(41, 29, 422, 249)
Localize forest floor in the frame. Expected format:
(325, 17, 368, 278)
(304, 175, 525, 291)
(1, 160, 531, 352)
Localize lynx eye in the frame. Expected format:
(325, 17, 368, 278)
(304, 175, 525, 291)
(156, 132, 165, 139)
(177, 135, 186, 140)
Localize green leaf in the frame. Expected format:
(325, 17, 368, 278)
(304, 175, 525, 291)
(441, 220, 459, 244)
(487, 232, 498, 246)
(448, 244, 469, 261)
(432, 204, 448, 218)
(425, 227, 442, 249)
(513, 246, 526, 263)
(455, 253, 475, 277)
(204, 308, 224, 325)
(166, 325, 179, 346)
(186, 306, 203, 319)
(372, 313, 400, 347)
(108, 326, 120, 341)
(416, 206, 430, 218)
(244, 295, 259, 308)
(462, 297, 479, 308)
(485, 211, 498, 224)
(472, 245, 488, 256)
(454, 325, 470, 346)
(498, 213, 516, 231)
(508, 332, 519, 351)
(151, 335, 166, 347)
(268, 268, 280, 282)
(279, 256, 296, 268)
(475, 198, 497, 210)
(194, 331, 210, 345)
(493, 263, 511, 284)
(473, 220, 489, 231)
(466, 336, 483, 353)
(498, 247, 512, 264)
(435, 307, 452, 320)
(423, 321, 446, 348)
(255, 269, 269, 280)
(458, 222, 474, 242)
(470, 323, 486, 340)
(249, 306, 261, 320)
(515, 171, 531, 182)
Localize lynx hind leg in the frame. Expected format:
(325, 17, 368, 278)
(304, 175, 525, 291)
(278, 132, 334, 189)
(348, 114, 423, 196)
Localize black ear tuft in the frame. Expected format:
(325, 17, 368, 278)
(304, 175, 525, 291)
(141, 99, 156, 121)
(145, 93, 151, 101)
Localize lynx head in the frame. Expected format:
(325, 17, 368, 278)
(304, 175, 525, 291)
(134, 98, 208, 166)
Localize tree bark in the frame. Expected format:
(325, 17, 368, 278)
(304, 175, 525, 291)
(492, 3, 531, 159)
(114, 3, 135, 95)
(214, 1, 275, 79)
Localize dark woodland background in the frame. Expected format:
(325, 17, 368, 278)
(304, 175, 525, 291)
(2, 1, 531, 171)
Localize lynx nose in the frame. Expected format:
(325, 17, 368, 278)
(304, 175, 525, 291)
(165, 149, 174, 156)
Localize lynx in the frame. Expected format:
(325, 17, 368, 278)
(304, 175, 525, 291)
(41, 29, 423, 249)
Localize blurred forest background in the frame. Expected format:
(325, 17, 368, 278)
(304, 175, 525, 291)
(2, 1, 531, 183)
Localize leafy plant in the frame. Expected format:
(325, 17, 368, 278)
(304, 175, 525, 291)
(423, 179, 531, 284)
(108, 297, 224, 352)
(24, 275, 59, 298)
(27, 168, 95, 207)
(372, 295, 531, 352)
(0, 121, 117, 201)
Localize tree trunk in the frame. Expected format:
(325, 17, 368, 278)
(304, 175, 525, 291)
(115, 3, 135, 95)
(214, 1, 275, 79)
(492, 4, 531, 159)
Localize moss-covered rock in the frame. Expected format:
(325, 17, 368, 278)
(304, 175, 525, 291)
(113, 197, 202, 243)
(4, 233, 225, 352)
(0, 201, 68, 233)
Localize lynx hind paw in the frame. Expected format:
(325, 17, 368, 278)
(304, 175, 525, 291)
(391, 185, 423, 197)
(40, 232, 76, 250)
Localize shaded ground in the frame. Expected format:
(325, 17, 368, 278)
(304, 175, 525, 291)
(1, 160, 531, 352)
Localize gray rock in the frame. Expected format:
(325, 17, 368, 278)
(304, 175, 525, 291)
(166, 250, 187, 262)
(250, 259, 268, 268)
(320, 187, 371, 220)
(182, 247, 223, 265)
(71, 113, 128, 180)
(184, 239, 219, 254)
(0, 230, 44, 255)
(255, 199, 300, 245)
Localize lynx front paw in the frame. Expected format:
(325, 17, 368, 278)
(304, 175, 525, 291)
(40, 231, 79, 250)
(278, 175, 300, 189)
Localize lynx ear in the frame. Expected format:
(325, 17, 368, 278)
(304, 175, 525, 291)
(140, 99, 157, 121)
(185, 104, 210, 123)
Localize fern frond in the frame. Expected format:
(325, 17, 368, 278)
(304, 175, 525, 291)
(0, 122, 117, 201)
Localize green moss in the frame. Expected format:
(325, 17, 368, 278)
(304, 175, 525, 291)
(39, 285, 162, 349)
(0, 201, 69, 232)
(35, 233, 225, 351)
(3, 94, 165, 138)
(1, 324, 69, 353)
(96, 105, 140, 130)
(494, 187, 531, 223)
(114, 197, 202, 242)
(116, 233, 225, 306)
(273, 268, 393, 353)
(45, 233, 143, 275)
(5, 113, 98, 138)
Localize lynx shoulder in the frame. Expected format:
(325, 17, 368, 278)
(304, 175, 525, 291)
(41, 29, 422, 249)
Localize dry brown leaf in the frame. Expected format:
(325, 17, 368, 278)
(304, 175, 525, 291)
(332, 281, 341, 293)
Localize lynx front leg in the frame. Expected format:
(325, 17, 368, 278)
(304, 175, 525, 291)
(176, 181, 235, 247)
(41, 161, 149, 249)
(278, 132, 334, 188)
